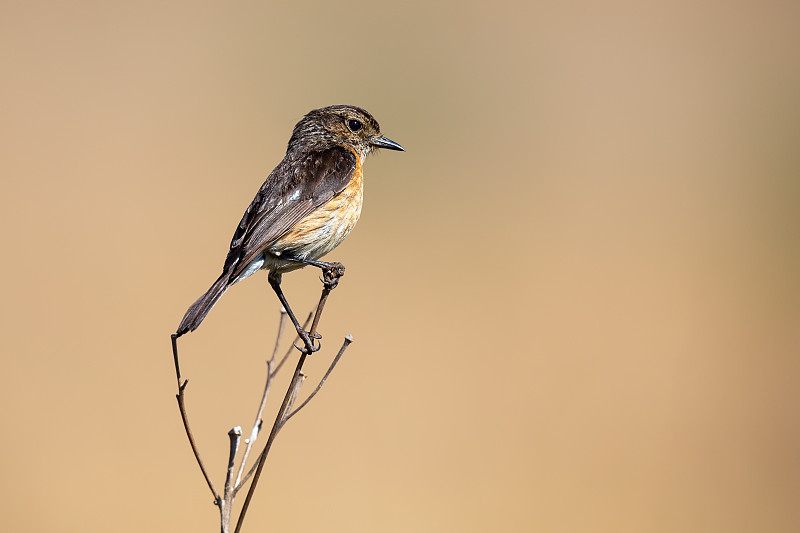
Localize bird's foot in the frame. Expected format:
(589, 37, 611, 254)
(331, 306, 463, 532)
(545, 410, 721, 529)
(294, 328, 322, 354)
(321, 262, 345, 290)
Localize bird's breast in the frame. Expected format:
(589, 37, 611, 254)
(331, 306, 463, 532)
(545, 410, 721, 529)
(269, 156, 364, 264)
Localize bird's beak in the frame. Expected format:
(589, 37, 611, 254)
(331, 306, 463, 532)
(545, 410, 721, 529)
(370, 136, 405, 151)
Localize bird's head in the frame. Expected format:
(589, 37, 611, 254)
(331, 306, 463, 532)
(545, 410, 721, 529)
(288, 105, 404, 158)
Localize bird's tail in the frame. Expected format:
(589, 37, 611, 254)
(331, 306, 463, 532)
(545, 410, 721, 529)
(176, 273, 231, 337)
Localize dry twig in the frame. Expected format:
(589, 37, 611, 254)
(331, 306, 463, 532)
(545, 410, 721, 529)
(171, 265, 352, 533)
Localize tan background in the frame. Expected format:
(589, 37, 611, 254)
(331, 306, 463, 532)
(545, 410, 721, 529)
(2, 1, 798, 531)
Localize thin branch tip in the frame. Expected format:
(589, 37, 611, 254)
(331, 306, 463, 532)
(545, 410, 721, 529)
(249, 422, 261, 442)
(176, 271, 348, 533)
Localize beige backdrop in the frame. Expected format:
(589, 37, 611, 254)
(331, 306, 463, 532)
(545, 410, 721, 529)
(2, 1, 798, 532)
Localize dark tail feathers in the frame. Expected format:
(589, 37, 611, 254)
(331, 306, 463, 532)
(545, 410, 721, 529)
(176, 273, 231, 336)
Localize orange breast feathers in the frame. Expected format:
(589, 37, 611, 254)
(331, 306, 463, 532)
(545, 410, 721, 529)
(271, 151, 364, 260)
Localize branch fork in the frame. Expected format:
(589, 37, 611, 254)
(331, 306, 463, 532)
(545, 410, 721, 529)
(171, 276, 352, 533)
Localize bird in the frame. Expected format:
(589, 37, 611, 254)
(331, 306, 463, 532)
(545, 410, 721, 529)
(175, 105, 404, 351)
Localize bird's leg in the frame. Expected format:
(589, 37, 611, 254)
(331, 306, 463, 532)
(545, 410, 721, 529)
(267, 271, 320, 354)
(272, 257, 345, 353)
(284, 258, 346, 290)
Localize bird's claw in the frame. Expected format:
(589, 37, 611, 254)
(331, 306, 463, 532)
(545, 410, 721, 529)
(321, 262, 345, 290)
(294, 329, 322, 354)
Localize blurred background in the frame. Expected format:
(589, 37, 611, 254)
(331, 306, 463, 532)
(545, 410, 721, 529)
(1, 1, 798, 531)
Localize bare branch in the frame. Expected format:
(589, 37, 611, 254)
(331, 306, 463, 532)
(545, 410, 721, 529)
(285, 372, 306, 418)
(282, 335, 353, 426)
(171, 334, 183, 387)
(219, 427, 242, 533)
(234, 266, 344, 533)
(307, 267, 342, 340)
(234, 311, 312, 490)
(174, 263, 349, 533)
(270, 308, 289, 365)
(171, 334, 220, 503)
(224, 427, 242, 500)
(233, 358, 271, 490)
(274, 312, 313, 375)
(233, 309, 286, 489)
(233, 350, 308, 528)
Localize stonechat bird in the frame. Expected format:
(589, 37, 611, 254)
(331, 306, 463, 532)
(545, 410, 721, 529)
(175, 105, 404, 350)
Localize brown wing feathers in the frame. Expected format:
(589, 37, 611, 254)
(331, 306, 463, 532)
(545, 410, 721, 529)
(227, 147, 356, 281)
(176, 147, 356, 336)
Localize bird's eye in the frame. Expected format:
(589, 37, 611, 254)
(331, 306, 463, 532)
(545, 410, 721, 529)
(347, 119, 362, 132)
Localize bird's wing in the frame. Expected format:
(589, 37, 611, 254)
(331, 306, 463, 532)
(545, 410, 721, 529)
(222, 146, 357, 280)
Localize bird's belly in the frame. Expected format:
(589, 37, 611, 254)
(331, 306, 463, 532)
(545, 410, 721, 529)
(234, 159, 365, 283)
(269, 179, 363, 268)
